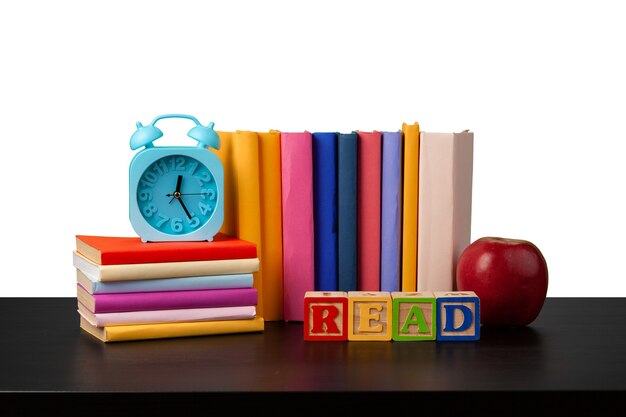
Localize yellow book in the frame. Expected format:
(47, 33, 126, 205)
(258, 131, 284, 321)
(80, 316, 265, 342)
(214, 131, 265, 318)
(401, 122, 420, 291)
(215, 131, 236, 236)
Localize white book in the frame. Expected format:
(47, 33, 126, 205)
(72, 251, 260, 282)
(417, 131, 474, 291)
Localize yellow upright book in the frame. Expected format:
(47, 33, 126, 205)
(80, 316, 265, 342)
(216, 131, 236, 236)
(258, 131, 284, 321)
(401, 122, 420, 292)
(215, 131, 265, 318)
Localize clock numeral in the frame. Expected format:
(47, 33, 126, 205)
(144, 172, 158, 184)
(198, 202, 212, 215)
(170, 156, 186, 171)
(142, 203, 157, 218)
(138, 189, 153, 202)
(156, 214, 169, 228)
(140, 180, 154, 188)
(187, 216, 200, 229)
(201, 189, 216, 201)
(171, 218, 183, 233)
(152, 160, 169, 176)
(188, 161, 198, 175)
(195, 171, 212, 186)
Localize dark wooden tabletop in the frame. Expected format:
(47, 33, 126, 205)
(1, 297, 624, 416)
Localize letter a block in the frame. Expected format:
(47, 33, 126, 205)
(304, 291, 348, 341)
(348, 291, 392, 341)
(435, 291, 480, 341)
(391, 292, 437, 341)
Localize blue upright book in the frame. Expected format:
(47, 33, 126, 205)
(313, 132, 339, 291)
(380, 131, 403, 292)
(337, 132, 358, 292)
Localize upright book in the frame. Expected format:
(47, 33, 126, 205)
(280, 131, 315, 322)
(401, 122, 420, 292)
(312, 132, 338, 291)
(356, 130, 382, 291)
(80, 316, 265, 342)
(417, 131, 474, 291)
(337, 132, 358, 292)
(380, 131, 403, 292)
(257, 130, 285, 321)
(214, 131, 265, 318)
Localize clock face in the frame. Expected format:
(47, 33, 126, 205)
(136, 155, 218, 235)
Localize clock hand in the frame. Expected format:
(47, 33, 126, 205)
(177, 197, 192, 219)
(169, 175, 184, 204)
(165, 192, 209, 197)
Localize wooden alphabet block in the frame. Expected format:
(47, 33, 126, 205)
(348, 291, 392, 341)
(391, 292, 437, 341)
(304, 291, 348, 341)
(435, 291, 480, 341)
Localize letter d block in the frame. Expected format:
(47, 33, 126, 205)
(304, 291, 348, 341)
(391, 292, 437, 341)
(435, 291, 480, 341)
(348, 291, 392, 341)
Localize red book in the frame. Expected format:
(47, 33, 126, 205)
(357, 131, 382, 291)
(75, 233, 257, 265)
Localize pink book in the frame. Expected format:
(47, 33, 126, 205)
(78, 303, 257, 327)
(357, 131, 382, 291)
(77, 284, 258, 314)
(280, 131, 315, 322)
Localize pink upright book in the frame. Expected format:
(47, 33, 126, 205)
(280, 131, 315, 322)
(357, 131, 382, 291)
(77, 284, 258, 314)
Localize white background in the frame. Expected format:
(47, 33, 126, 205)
(0, 1, 624, 297)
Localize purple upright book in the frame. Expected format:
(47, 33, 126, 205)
(77, 284, 258, 314)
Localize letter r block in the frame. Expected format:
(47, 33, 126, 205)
(304, 291, 348, 341)
(391, 292, 437, 341)
(348, 291, 392, 341)
(435, 291, 480, 341)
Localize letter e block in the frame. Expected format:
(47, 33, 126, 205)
(391, 292, 436, 341)
(348, 291, 392, 341)
(304, 291, 348, 341)
(435, 291, 480, 341)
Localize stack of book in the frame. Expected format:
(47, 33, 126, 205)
(73, 233, 265, 342)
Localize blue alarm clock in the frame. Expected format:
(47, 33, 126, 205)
(129, 114, 224, 242)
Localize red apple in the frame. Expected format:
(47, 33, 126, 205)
(456, 237, 548, 327)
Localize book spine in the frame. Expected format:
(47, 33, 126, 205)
(257, 131, 285, 321)
(88, 287, 258, 313)
(280, 131, 315, 322)
(417, 132, 474, 291)
(88, 273, 254, 294)
(401, 122, 420, 292)
(357, 131, 382, 291)
(337, 132, 358, 292)
(81, 316, 265, 342)
(227, 131, 265, 318)
(214, 131, 237, 236)
(380, 131, 403, 292)
(312, 132, 338, 291)
(84, 305, 257, 327)
(75, 255, 261, 282)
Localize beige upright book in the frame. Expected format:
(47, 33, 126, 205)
(417, 131, 474, 292)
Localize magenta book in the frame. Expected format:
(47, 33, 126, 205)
(77, 284, 258, 314)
